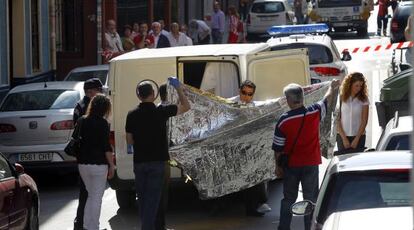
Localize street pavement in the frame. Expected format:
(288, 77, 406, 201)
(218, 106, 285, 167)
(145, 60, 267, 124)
(38, 7, 397, 230)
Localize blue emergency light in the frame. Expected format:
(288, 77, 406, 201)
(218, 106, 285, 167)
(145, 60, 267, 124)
(267, 24, 329, 36)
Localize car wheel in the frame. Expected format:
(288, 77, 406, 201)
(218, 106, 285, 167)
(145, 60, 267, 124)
(26, 202, 39, 230)
(356, 27, 368, 37)
(116, 189, 136, 209)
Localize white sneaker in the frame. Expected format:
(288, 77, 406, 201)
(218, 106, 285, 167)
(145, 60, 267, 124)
(256, 203, 272, 213)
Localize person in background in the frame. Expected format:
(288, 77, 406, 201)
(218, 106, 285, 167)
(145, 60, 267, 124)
(122, 25, 135, 52)
(239, 0, 250, 22)
(273, 80, 340, 230)
(167, 22, 193, 47)
(189, 19, 211, 45)
(211, 1, 225, 44)
(376, 0, 390, 36)
(134, 22, 154, 49)
(294, 0, 305, 24)
(228, 80, 272, 216)
(73, 78, 103, 230)
(104, 19, 124, 53)
(336, 72, 369, 154)
(228, 6, 240, 43)
(77, 94, 115, 230)
(132, 22, 140, 38)
(180, 24, 194, 45)
(126, 77, 190, 230)
(151, 22, 171, 48)
(159, 19, 170, 36)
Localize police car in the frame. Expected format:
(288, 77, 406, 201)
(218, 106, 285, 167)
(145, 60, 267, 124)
(266, 24, 349, 83)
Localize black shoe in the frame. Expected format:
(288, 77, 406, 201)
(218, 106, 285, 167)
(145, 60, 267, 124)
(246, 210, 265, 217)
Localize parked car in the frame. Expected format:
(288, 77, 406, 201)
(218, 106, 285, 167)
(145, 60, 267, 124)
(376, 114, 411, 151)
(322, 207, 412, 230)
(64, 64, 109, 85)
(0, 82, 84, 171)
(246, 0, 294, 40)
(375, 68, 411, 129)
(0, 153, 39, 229)
(390, 1, 413, 43)
(267, 26, 349, 83)
(291, 151, 411, 230)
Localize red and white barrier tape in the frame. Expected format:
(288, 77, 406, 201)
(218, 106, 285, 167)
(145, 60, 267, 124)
(342, 41, 414, 54)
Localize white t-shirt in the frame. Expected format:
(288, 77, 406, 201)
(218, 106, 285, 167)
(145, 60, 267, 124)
(104, 32, 124, 52)
(340, 97, 369, 136)
(167, 32, 192, 47)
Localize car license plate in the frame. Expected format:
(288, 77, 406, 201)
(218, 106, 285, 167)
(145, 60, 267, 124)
(333, 22, 348, 27)
(19, 153, 53, 162)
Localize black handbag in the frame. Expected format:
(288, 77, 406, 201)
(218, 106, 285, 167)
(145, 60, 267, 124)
(64, 118, 83, 157)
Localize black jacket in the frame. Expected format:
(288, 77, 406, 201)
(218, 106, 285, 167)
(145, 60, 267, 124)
(155, 34, 171, 48)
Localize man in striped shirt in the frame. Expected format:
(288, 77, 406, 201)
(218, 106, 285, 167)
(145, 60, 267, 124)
(273, 80, 339, 230)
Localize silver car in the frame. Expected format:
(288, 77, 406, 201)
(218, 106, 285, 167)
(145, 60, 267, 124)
(0, 81, 84, 170)
(63, 64, 109, 85)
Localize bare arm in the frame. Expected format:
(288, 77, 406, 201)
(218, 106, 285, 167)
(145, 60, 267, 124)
(351, 105, 369, 147)
(405, 16, 412, 41)
(176, 85, 191, 115)
(274, 151, 284, 177)
(126, 132, 134, 145)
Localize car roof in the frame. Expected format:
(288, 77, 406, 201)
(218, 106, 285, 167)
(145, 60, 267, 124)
(330, 151, 411, 173)
(384, 115, 412, 136)
(69, 64, 109, 73)
(8, 81, 84, 94)
(323, 207, 412, 230)
(267, 34, 331, 47)
(111, 44, 270, 61)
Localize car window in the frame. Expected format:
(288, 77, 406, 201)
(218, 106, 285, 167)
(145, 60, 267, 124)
(385, 135, 410, 150)
(317, 170, 410, 224)
(65, 70, 108, 84)
(0, 155, 13, 180)
(251, 2, 285, 13)
(271, 43, 333, 64)
(318, 0, 362, 7)
(0, 90, 80, 111)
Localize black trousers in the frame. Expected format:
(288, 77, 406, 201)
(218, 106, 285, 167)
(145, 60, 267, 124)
(155, 162, 170, 230)
(74, 175, 88, 230)
(245, 182, 267, 213)
(336, 134, 366, 154)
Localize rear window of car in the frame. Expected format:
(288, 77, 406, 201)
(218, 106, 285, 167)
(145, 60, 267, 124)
(251, 2, 285, 13)
(0, 90, 80, 111)
(317, 170, 410, 224)
(65, 70, 108, 84)
(271, 43, 333, 64)
(386, 135, 410, 150)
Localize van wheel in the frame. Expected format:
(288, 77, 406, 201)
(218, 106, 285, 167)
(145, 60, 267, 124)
(357, 27, 367, 37)
(116, 190, 136, 209)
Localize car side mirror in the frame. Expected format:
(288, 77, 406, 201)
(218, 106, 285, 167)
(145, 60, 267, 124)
(364, 148, 376, 152)
(341, 50, 352, 61)
(14, 163, 25, 174)
(291, 200, 315, 216)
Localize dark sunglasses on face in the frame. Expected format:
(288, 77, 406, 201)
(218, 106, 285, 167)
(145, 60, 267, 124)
(241, 90, 254, 96)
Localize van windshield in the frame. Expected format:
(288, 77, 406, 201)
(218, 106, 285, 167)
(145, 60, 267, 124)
(318, 0, 362, 8)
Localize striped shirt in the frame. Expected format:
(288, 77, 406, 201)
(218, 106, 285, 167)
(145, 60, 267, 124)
(272, 99, 327, 167)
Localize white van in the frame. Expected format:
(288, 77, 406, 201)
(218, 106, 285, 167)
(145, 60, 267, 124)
(107, 43, 310, 208)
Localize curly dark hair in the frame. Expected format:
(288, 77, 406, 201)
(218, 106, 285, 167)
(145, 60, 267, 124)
(340, 72, 368, 103)
(86, 94, 112, 118)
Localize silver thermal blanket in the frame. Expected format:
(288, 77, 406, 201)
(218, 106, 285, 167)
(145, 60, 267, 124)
(168, 82, 337, 199)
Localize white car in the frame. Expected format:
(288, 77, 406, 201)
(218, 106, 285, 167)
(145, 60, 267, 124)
(64, 64, 109, 85)
(376, 114, 411, 151)
(267, 30, 349, 83)
(0, 82, 84, 171)
(246, 0, 294, 40)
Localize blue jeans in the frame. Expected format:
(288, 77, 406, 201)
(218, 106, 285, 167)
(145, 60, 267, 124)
(134, 161, 166, 230)
(278, 165, 319, 230)
(212, 29, 223, 44)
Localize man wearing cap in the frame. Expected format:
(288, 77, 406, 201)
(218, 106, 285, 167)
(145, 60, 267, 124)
(73, 78, 103, 230)
(125, 77, 190, 230)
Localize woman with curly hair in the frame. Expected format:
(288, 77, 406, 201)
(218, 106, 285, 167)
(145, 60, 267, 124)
(337, 72, 369, 153)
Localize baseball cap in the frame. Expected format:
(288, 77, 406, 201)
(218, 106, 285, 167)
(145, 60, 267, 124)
(84, 78, 103, 90)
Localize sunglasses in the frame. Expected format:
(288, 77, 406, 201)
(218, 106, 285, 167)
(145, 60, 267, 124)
(241, 90, 254, 97)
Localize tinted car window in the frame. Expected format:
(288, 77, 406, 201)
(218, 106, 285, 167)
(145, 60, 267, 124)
(317, 170, 410, 224)
(65, 70, 108, 84)
(318, 0, 362, 7)
(0, 155, 13, 180)
(386, 135, 410, 150)
(0, 90, 80, 111)
(251, 2, 285, 13)
(271, 43, 333, 64)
